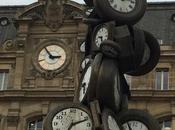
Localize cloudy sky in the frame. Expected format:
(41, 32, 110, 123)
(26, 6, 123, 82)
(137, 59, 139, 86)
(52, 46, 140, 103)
(0, 0, 175, 5)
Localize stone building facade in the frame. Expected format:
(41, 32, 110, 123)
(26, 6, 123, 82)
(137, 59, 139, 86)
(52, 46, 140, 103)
(130, 2, 175, 130)
(0, 0, 175, 130)
(0, 1, 86, 130)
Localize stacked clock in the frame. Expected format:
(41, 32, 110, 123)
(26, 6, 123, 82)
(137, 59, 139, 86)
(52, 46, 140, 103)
(78, 0, 161, 130)
(43, 0, 161, 130)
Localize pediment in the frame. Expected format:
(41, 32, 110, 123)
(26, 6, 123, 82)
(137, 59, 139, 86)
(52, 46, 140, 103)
(16, 0, 85, 31)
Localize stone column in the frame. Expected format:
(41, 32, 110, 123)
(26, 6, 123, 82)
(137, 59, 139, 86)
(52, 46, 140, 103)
(14, 19, 31, 89)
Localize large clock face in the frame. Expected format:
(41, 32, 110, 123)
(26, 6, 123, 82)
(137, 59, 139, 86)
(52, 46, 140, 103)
(52, 107, 93, 130)
(108, 0, 136, 13)
(122, 121, 148, 130)
(38, 45, 66, 71)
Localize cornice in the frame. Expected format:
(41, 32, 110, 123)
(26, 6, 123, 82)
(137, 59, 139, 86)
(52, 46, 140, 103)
(0, 89, 74, 101)
(131, 90, 175, 101)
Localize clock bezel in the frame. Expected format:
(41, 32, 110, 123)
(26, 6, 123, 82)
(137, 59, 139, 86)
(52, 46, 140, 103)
(93, 0, 147, 25)
(118, 109, 161, 130)
(32, 39, 71, 76)
(43, 103, 94, 130)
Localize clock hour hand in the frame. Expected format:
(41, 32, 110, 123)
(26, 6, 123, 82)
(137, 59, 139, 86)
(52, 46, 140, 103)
(52, 55, 62, 59)
(68, 119, 88, 130)
(127, 122, 132, 130)
(98, 36, 103, 42)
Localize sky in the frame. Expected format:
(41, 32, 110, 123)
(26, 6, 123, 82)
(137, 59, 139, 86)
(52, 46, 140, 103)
(0, 0, 175, 5)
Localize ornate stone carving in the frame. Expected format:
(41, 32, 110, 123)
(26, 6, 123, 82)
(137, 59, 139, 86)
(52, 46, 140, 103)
(3, 40, 15, 50)
(42, 71, 57, 80)
(45, 0, 64, 32)
(14, 37, 26, 49)
(63, 5, 83, 20)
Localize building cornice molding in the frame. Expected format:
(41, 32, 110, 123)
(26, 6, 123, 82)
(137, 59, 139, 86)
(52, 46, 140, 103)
(0, 89, 74, 101)
(131, 90, 175, 100)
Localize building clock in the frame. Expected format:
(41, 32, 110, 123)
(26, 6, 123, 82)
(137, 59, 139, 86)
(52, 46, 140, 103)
(32, 40, 71, 77)
(38, 44, 66, 71)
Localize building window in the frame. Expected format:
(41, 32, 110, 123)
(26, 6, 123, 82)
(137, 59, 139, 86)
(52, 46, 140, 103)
(156, 68, 169, 90)
(160, 120, 172, 130)
(158, 39, 163, 45)
(27, 119, 43, 130)
(0, 71, 9, 90)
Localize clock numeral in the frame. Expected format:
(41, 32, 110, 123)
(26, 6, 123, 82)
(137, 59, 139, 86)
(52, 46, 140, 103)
(87, 122, 91, 127)
(70, 108, 76, 113)
(114, 4, 117, 9)
(54, 122, 58, 126)
(131, 121, 138, 127)
(61, 111, 67, 116)
(56, 115, 63, 120)
(129, 5, 134, 9)
(81, 112, 83, 116)
(84, 116, 89, 120)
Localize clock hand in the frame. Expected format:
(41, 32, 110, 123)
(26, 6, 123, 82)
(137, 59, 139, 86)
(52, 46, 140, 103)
(44, 47, 54, 59)
(45, 47, 52, 56)
(98, 36, 104, 42)
(68, 120, 73, 130)
(38, 59, 45, 62)
(68, 119, 88, 130)
(52, 55, 62, 59)
(127, 122, 132, 130)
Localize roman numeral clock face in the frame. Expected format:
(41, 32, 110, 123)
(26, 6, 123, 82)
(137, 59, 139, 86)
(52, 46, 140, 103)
(108, 0, 136, 13)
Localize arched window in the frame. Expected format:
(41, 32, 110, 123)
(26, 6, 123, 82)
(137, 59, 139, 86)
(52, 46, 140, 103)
(27, 118, 43, 130)
(160, 119, 172, 130)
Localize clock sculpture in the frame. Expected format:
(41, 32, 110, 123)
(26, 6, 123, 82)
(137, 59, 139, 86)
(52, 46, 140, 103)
(43, 0, 161, 130)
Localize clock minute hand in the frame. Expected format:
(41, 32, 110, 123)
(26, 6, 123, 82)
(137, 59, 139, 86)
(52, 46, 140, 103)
(44, 47, 52, 57)
(68, 119, 88, 130)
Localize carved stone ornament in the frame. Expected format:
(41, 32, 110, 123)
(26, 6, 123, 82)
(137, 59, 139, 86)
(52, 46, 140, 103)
(45, 0, 64, 32)
(3, 40, 15, 50)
